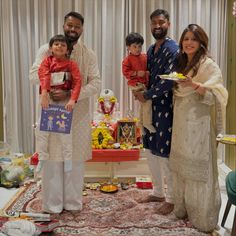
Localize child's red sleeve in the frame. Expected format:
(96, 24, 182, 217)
(70, 61, 82, 101)
(38, 57, 52, 92)
(122, 57, 134, 81)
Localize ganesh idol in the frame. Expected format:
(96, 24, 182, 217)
(93, 89, 121, 126)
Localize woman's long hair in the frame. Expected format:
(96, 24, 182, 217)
(176, 24, 209, 77)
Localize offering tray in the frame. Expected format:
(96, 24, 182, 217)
(159, 72, 186, 81)
(216, 134, 236, 145)
(100, 184, 118, 193)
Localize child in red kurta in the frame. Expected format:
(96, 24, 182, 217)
(38, 35, 81, 111)
(122, 32, 155, 133)
(36, 34, 82, 174)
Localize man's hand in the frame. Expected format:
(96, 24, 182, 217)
(133, 91, 146, 103)
(50, 89, 70, 101)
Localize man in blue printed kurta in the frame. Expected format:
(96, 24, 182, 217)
(133, 9, 179, 215)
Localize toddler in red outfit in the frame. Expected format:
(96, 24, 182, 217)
(36, 34, 82, 174)
(122, 32, 155, 133)
(38, 34, 81, 112)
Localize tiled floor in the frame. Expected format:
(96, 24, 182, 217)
(0, 165, 234, 236)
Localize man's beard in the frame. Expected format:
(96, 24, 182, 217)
(64, 32, 80, 44)
(152, 28, 168, 40)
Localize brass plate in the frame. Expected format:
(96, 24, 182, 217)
(100, 184, 118, 193)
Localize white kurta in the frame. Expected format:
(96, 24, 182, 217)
(29, 40, 101, 212)
(169, 57, 228, 232)
(30, 41, 101, 162)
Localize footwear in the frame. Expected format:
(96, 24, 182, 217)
(157, 202, 174, 215)
(139, 194, 165, 203)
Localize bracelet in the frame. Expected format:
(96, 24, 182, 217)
(194, 84, 200, 90)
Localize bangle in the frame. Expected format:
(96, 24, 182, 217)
(194, 84, 200, 90)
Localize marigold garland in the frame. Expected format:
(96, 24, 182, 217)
(92, 127, 114, 149)
(98, 96, 117, 115)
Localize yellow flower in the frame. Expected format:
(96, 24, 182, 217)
(92, 127, 114, 149)
(120, 143, 133, 150)
(110, 96, 117, 103)
(104, 114, 111, 119)
(98, 97, 105, 103)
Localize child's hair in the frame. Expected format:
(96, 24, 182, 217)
(125, 32, 144, 46)
(49, 34, 70, 48)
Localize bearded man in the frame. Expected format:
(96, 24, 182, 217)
(29, 12, 101, 213)
(133, 9, 179, 215)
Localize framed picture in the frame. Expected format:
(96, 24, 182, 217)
(117, 121, 137, 144)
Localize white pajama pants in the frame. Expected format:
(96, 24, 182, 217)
(41, 160, 85, 213)
(146, 150, 173, 203)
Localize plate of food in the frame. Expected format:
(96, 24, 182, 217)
(159, 72, 186, 81)
(100, 184, 118, 193)
(216, 134, 236, 145)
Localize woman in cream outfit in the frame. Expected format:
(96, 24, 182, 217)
(169, 24, 228, 232)
(29, 12, 101, 213)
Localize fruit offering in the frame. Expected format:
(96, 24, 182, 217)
(159, 72, 186, 81)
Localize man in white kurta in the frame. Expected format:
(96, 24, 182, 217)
(29, 12, 101, 213)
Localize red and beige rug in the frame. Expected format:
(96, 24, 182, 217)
(3, 183, 211, 236)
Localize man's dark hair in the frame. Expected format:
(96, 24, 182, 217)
(125, 32, 144, 46)
(64, 11, 84, 25)
(49, 34, 70, 48)
(150, 9, 169, 21)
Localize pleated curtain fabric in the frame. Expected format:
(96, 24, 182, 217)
(0, 0, 228, 153)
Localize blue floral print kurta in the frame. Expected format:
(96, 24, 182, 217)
(143, 38, 179, 158)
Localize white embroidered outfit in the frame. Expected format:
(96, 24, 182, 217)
(169, 57, 228, 232)
(29, 41, 101, 213)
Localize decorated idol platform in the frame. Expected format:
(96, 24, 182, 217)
(91, 89, 142, 162)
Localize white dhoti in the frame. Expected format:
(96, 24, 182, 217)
(41, 160, 84, 213)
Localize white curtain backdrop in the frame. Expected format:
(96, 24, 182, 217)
(0, 0, 228, 153)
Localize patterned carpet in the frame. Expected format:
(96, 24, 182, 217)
(3, 182, 211, 236)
